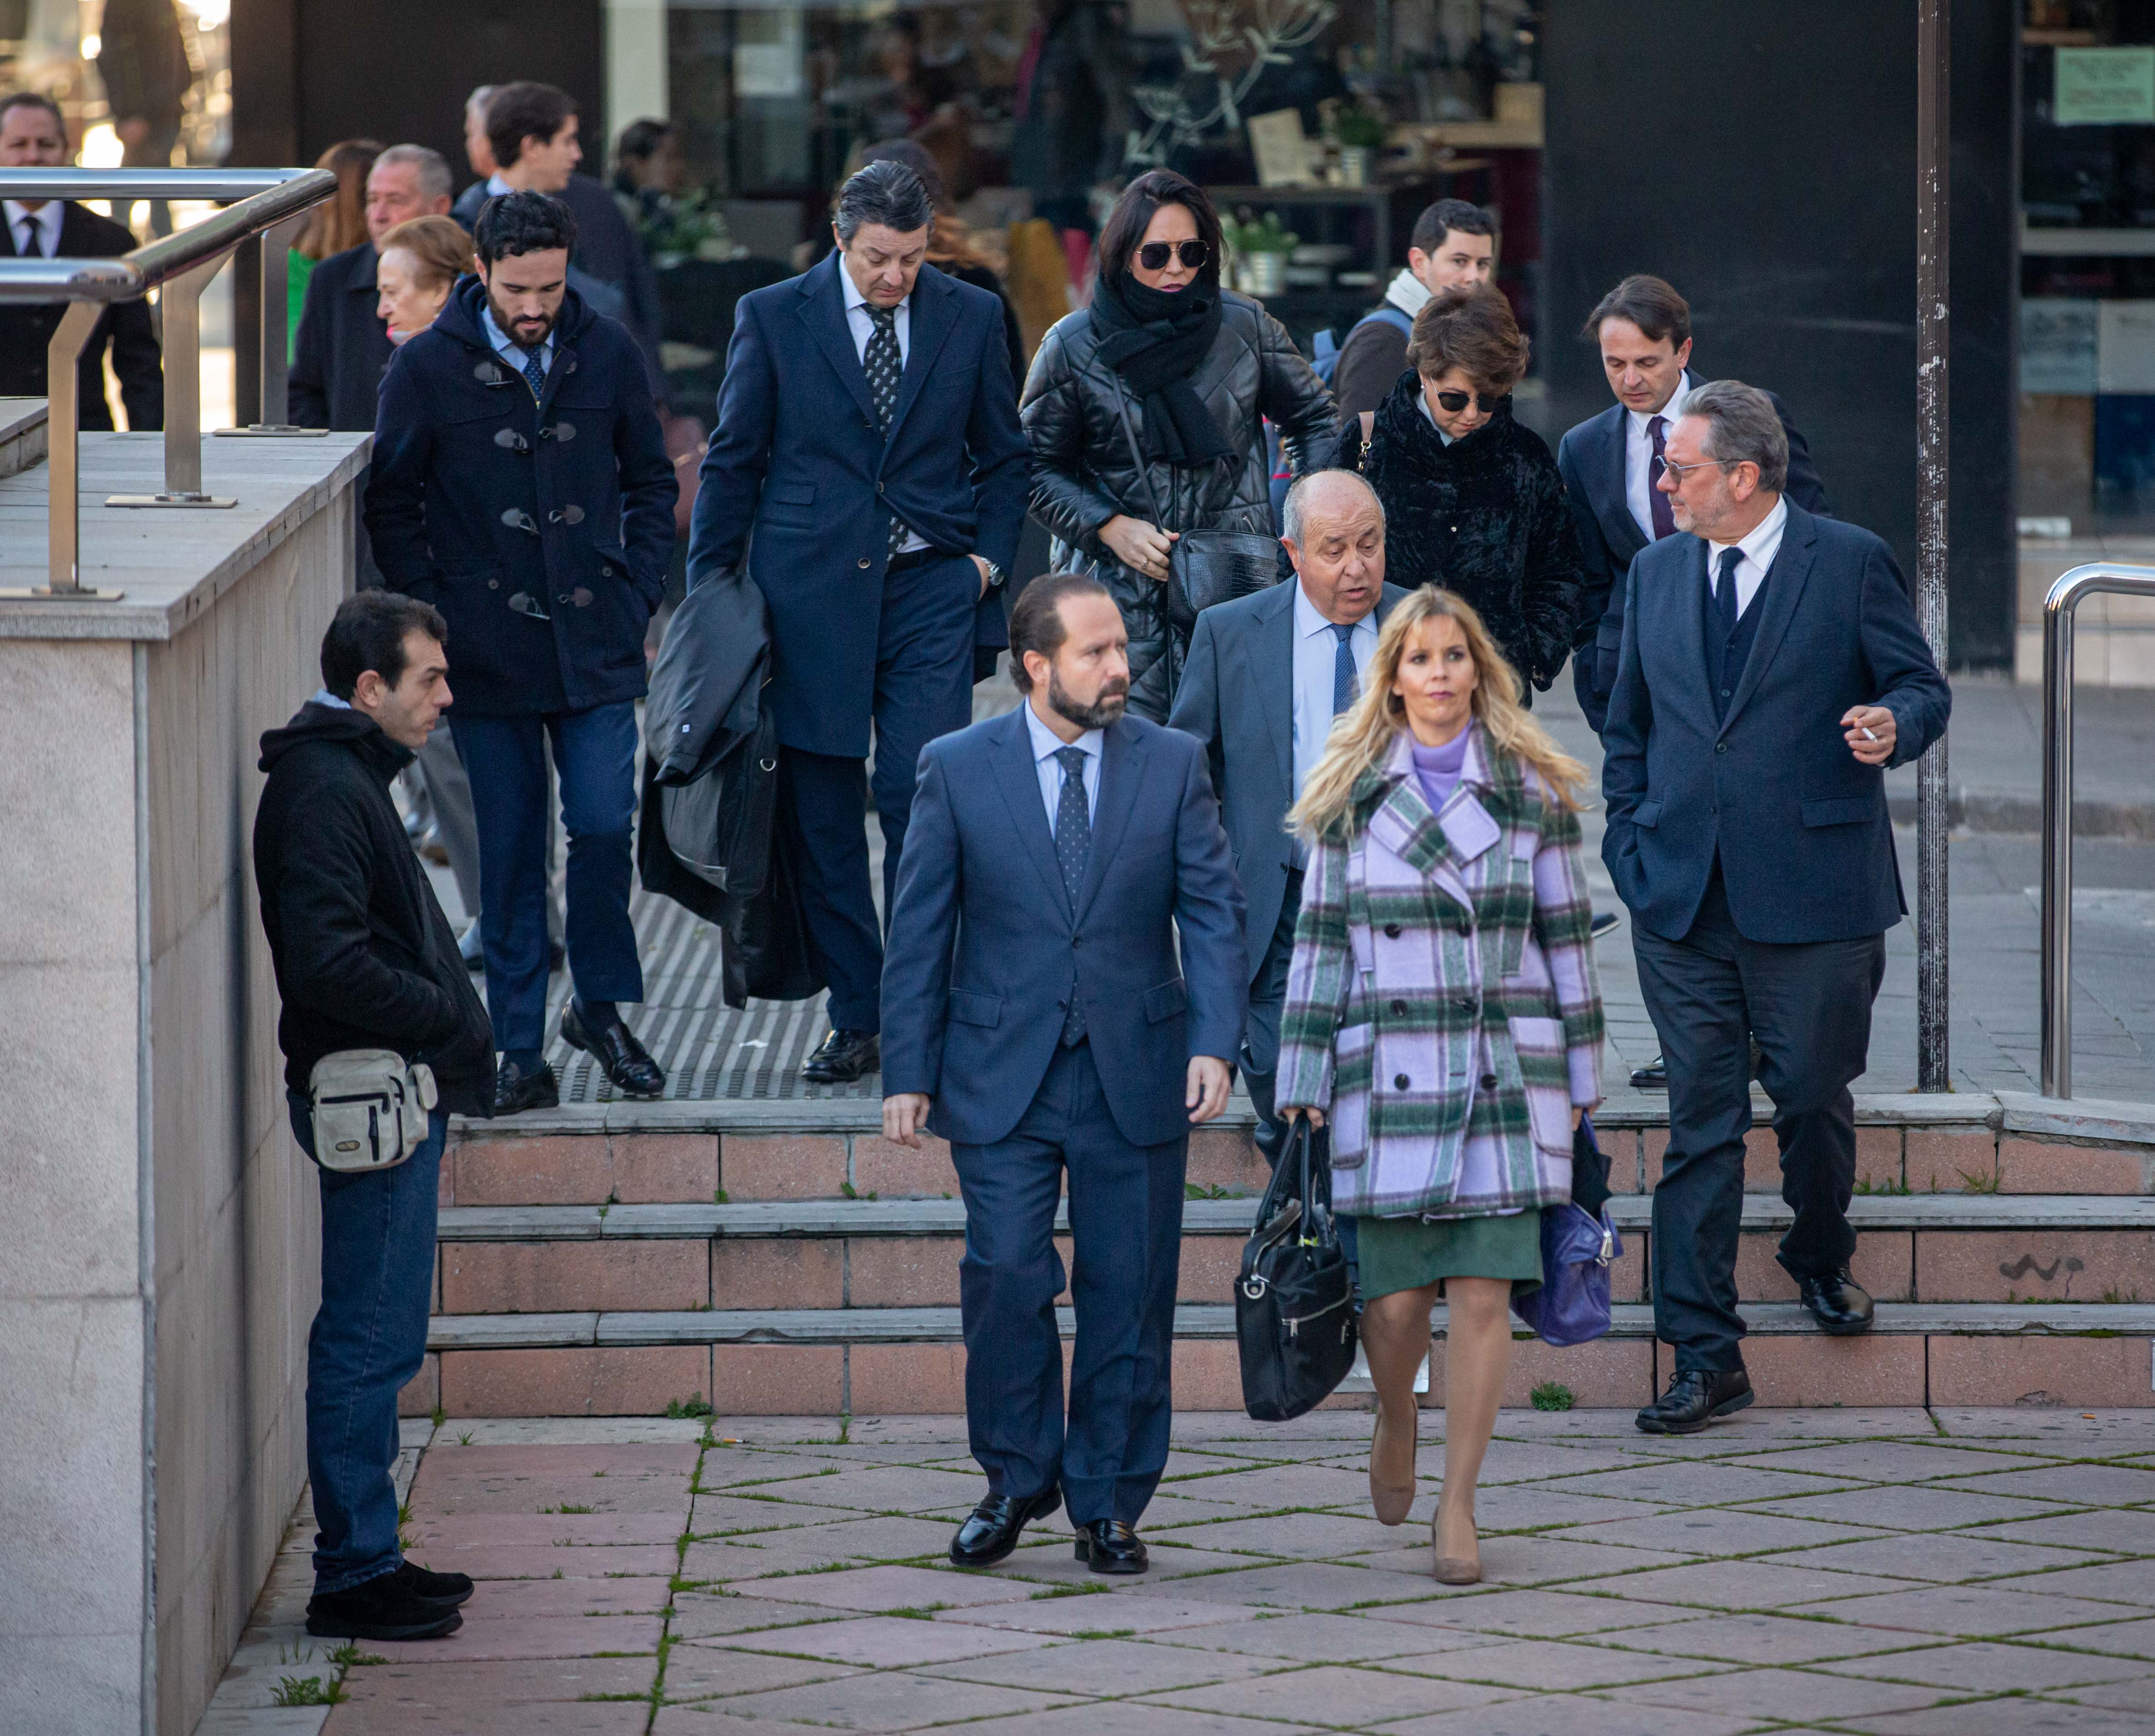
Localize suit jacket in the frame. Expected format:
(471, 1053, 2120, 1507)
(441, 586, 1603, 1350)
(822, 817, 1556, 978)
(0, 201, 161, 431)
(1600, 502, 1950, 946)
(880, 709, 1248, 1148)
(1168, 577, 1411, 979)
(1558, 373, 1828, 733)
(286, 240, 392, 431)
(688, 252, 1030, 758)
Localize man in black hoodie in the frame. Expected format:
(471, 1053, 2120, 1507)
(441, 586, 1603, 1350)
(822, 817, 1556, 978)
(255, 589, 495, 1641)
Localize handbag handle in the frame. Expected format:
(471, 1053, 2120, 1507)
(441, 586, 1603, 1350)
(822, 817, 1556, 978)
(1107, 376, 1172, 535)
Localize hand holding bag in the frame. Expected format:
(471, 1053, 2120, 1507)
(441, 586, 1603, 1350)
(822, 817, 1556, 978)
(1236, 1118, 1359, 1420)
(1510, 1114, 1623, 1347)
(308, 1049, 437, 1174)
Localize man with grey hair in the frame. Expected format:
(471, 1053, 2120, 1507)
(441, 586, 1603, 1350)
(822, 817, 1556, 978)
(689, 158, 1029, 1084)
(1171, 469, 1409, 1174)
(1602, 379, 1950, 1435)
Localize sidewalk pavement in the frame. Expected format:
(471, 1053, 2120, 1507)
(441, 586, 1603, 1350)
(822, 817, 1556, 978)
(194, 1409, 2155, 1735)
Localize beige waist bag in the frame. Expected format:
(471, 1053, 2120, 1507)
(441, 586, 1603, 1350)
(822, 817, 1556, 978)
(309, 1049, 439, 1173)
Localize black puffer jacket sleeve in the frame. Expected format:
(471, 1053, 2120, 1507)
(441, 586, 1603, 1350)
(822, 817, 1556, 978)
(1254, 305, 1339, 478)
(1517, 447, 1589, 689)
(1020, 319, 1125, 561)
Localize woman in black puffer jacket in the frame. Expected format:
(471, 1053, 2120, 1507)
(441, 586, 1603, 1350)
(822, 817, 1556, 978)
(1358, 286, 1584, 702)
(1022, 170, 1337, 720)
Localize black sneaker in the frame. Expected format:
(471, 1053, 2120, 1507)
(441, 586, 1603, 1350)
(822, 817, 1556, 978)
(306, 1570, 464, 1640)
(393, 1559, 474, 1606)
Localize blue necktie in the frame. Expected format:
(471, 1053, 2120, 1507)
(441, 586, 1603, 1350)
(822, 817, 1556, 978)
(1053, 746, 1091, 1045)
(1714, 546, 1742, 641)
(519, 343, 547, 401)
(1330, 622, 1358, 716)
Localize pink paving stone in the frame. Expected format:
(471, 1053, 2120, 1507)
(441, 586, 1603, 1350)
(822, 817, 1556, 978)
(935, 1595, 1270, 1635)
(715, 1615, 1067, 1668)
(412, 1477, 693, 1516)
(455, 1576, 673, 1618)
(418, 1444, 703, 1475)
(323, 1701, 652, 1734)
(403, 1512, 684, 1547)
(729, 1563, 1042, 1612)
(410, 1543, 681, 1580)
(361, 1613, 663, 1664)
(334, 1656, 656, 1706)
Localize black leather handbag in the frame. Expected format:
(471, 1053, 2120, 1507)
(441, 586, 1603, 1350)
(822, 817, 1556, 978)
(1235, 1119, 1359, 1421)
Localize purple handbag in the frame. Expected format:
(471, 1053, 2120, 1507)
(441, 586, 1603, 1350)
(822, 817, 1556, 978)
(1510, 1201, 1623, 1347)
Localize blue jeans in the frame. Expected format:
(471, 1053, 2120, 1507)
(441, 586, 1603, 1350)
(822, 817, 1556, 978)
(289, 1092, 444, 1594)
(454, 701, 644, 1052)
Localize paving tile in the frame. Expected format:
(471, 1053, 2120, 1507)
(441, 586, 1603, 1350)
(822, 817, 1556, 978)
(320, 1703, 652, 1733)
(1159, 1463, 1378, 1509)
(649, 1702, 832, 1734)
(1833, 1700, 2155, 1736)
(1348, 1534, 1694, 1587)
(1711, 1442, 2062, 1483)
(1148, 1611, 1503, 1662)
(922, 1636, 1285, 1691)
(717, 1615, 1065, 1668)
(1536, 1507, 1890, 1557)
(402, 1512, 683, 1548)
(937, 1595, 1268, 1636)
(1388, 1637, 1734, 1691)
(726, 1562, 1042, 1611)
(1559, 1558, 1914, 1611)
(411, 1475, 692, 1516)
(657, 1647, 862, 1700)
(1601, 1612, 1931, 1664)
(1737, 1485, 2066, 1531)
(1443, 1485, 1675, 1533)
(943, 1705, 1327, 1736)
(1373, 1691, 1755, 1736)
(1931, 1463, 2155, 1506)
(332, 1657, 656, 1706)
(1981, 1560, 2155, 1606)
(1119, 1560, 1447, 1610)
(739, 1466, 988, 1513)
(193, 1711, 333, 1735)
(688, 1494, 862, 1535)
(978, 1537, 1268, 1587)
(404, 1543, 681, 1581)
(696, 1451, 870, 1488)
(442, 1419, 711, 1447)
(666, 1594, 852, 1640)
(1935, 1410, 2155, 1446)
(1601, 1663, 1948, 1721)
(1144, 1509, 1403, 1558)
(1768, 1532, 2109, 1583)
(1784, 1584, 2139, 1637)
(1977, 1508, 2155, 1553)
(680, 1515, 957, 1575)
(719, 1669, 1081, 1731)
(359, 1614, 663, 1663)
(1361, 1588, 1709, 1639)
(2030, 1616, 2155, 1659)
(1148, 1660, 1518, 1724)
(452, 1576, 672, 1618)
(1814, 1640, 2155, 1692)
(1546, 1462, 1859, 1506)
(420, 1443, 703, 1475)
(2056, 1676, 2155, 1714)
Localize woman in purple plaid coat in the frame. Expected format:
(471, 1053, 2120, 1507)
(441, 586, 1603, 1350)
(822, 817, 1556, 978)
(1276, 587, 1604, 1584)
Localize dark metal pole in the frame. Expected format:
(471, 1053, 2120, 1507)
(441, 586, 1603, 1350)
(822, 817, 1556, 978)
(1915, 0, 1951, 1093)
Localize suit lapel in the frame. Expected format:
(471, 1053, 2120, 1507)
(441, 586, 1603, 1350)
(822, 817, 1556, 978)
(796, 253, 880, 429)
(1591, 406, 1649, 564)
(1718, 506, 1816, 734)
(1075, 718, 1145, 924)
(1243, 580, 1297, 799)
(882, 266, 957, 447)
(1669, 535, 1710, 702)
(988, 707, 1074, 920)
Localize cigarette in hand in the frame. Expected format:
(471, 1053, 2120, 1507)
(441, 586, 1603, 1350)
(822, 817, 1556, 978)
(1860, 726, 1879, 742)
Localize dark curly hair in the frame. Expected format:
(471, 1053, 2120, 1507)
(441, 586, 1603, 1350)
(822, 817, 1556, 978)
(473, 189, 578, 266)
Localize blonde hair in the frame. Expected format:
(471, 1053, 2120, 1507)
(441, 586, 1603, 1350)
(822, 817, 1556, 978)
(378, 216, 476, 291)
(1288, 586, 1590, 839)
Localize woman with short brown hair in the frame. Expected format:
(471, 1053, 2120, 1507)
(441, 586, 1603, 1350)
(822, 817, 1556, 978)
(374, 216, 476, 346)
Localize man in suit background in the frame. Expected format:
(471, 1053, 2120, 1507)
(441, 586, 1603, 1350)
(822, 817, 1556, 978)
(1170, 469, 1408, 1168)
(0, 92, 161, 430)
(690, 159, 1029, 1085)
(881, 574, 1246, 1575)
(1600, 381, 1949, 1435)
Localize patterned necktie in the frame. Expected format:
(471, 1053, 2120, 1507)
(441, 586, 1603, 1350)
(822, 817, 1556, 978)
(1714, 545, 1742, 641)
(1648, 414, 1677, 541)
(1330, 622, 1358, 716)
(1053, 745, 1092, 1045)
(19, 216, 40, 260)
(519, 343, 547, 401)
(864, 304, 909, 556)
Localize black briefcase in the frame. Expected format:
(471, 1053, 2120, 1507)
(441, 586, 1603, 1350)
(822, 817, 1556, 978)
(1235, 1119, 1358, 1421)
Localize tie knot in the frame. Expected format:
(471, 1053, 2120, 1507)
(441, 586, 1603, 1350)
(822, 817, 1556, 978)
(866, 302, 897, 330)
(1053, 746, 1088, 778)
(1718, 546, 1742, 579)
(1330, 622, 1355, 646)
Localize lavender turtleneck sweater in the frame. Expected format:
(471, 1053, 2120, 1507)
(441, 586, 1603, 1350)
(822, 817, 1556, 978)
(1409, 726, 1471, 812)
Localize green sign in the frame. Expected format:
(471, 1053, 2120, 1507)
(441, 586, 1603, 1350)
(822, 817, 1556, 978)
(2056, 46, 2155, 126)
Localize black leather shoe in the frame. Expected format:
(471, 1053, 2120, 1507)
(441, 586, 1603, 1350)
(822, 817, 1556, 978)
(561, 1001, 665, 1098)
(1637, 1367, 1754, 1435)
(306, 1572, 464, 1640)
(1590, 910, 1621, 940)
(1799, 1269, 1875, 1336)
(949, 1487, 1062, 1567)
(1073, 1519, 1148, 1575)
(493, 1057, 559, 1115)
(1629, 1054, 1668, 1089)
(392, 1560, 474, 1606)
(802, 1029, 880, 1084)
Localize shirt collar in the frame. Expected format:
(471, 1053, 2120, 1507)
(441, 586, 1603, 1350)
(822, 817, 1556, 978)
(4, 200, 59, 242)
(1711, 493, 1789, 567)
(1629, 370, 1693, 435)
(1293, 580, 1375, 640)
(1415, 390, 1455, 444)
(485, 172, 511, 197)
(839, 258, 907, 318)
(1022, 698, 1100, 763)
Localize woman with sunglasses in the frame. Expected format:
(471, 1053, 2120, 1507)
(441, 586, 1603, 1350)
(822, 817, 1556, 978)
(1022, 170, 1338, 720)
(1357, 286, 1586, 706)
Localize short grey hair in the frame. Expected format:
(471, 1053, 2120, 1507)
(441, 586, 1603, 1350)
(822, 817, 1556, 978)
(1282, 469, 1385, 547)
(1681, 379, 1789, 494)
(834, 159, 934, 244)
(372, 144, 452, 203)
(466, 85, 496, 119)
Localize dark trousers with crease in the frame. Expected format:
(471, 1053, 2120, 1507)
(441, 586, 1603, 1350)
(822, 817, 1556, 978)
(951, 1040, 1187, 1526)
(1631, 863, 1885, 1373)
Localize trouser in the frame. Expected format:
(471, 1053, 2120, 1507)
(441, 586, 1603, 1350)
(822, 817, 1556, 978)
(779, 550, 976, 1033)
(952, 1040, 1187, 1525)
(455, 702, 643, 1053)
(289, 1094, 444, 1594)
(412, 723, 562, 946)
(1631, 863, 1885, 1373)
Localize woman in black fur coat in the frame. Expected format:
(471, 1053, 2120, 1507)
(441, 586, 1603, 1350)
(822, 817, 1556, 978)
(1358, 286, 1585, 700)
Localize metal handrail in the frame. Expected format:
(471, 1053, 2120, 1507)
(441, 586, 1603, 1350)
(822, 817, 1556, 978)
(0, 168, 337, 599)
(2040, 562, 2155, 1098)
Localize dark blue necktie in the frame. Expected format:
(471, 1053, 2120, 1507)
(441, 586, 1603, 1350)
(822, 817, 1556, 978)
(519, 343, 547, 401)
(1330, 622, 1358, 716)
(864, 303, 910, 556)
(1714, 546, 1742, 641)
(1648, 414, 1677, 540)
(1053, 745, 1091, 1045)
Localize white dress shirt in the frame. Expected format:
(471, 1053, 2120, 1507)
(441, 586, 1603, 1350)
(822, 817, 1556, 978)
(1292, 582, 1378, 797)
(1414, 389, 1456, 445)
(480, 300, 556, 383)
(1625, 369, 1693, 542)
(1705, 493, 1788, 620)
(838, 259, 928, 555)
(5, 199, 62, 260)
(1023, 700, 1102, 835)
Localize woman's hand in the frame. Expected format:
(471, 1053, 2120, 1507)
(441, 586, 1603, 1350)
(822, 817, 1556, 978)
(1100, 514, 1179, 583)
(1572, 1106, 1586, 1132)
(1280, 1104, 1327, 1130)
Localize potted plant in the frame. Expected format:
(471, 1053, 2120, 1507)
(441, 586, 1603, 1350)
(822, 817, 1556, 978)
(1327, 98, 1390, 186)
(1224, 211, 1298, 297)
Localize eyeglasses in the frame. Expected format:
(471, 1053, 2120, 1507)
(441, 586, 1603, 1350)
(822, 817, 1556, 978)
(1136, 240, 1210, 272)
(1432, 388, 1507, 414)
(1658, 457, 1734, 482)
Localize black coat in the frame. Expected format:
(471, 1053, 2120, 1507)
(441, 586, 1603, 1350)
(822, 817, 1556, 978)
(287, 240, 393, 432)
(365, 278, 678, 717)
(1021, 291, 1337, 721)
(254, 702, 494, 1115)
(0, 201, 161, 430)
(1361, 374, 1586, 694)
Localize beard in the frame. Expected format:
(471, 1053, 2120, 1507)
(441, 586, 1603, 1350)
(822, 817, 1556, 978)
(488, 296, 558, 349)
(1047, 665, 1128, 731)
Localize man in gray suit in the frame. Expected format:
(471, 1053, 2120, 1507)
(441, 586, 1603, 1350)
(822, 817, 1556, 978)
(1170, 469, 1410, 1166)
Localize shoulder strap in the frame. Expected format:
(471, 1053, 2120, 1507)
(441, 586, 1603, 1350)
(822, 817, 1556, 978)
(1108, 376, 1170, 530)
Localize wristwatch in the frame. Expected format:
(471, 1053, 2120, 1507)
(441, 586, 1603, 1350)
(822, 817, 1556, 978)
(977, 557, 1004, 587)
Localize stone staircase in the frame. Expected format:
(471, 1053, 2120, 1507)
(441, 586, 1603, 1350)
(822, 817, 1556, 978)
(402, 1089, 2155, 1419)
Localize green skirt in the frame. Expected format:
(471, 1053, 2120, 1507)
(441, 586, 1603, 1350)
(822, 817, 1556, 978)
(1353, 1208, 1544, 1302)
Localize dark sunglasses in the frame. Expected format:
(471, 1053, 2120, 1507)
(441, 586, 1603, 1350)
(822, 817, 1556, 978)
(1433, 388, 1507, 414)
(1136, 239, 1210, 272)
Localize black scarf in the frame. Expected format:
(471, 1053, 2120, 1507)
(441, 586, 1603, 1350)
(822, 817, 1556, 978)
(1089, 270, 1234, 466)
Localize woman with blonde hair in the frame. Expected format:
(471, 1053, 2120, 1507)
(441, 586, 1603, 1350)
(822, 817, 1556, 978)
(1275, 584, 1603, 1584)
(374, 216, 476, 346)
(288, 139, 383, 335)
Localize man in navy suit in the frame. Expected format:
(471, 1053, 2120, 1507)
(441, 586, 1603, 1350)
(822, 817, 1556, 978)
(1601, 381, 1949, 1436)
(881, 574, 1246, 1575)
(691, 160, 1029, 1084)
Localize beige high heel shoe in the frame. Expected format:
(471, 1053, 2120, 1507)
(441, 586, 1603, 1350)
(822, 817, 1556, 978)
(1431, 1500, 1481, 1584)
(1368, 1401, 1417, 1526)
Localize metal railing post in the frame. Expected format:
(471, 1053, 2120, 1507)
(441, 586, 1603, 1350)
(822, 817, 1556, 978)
(40, 301, 105, 596)
(107, 256, 231, 508)
(222, 215, 325, 437)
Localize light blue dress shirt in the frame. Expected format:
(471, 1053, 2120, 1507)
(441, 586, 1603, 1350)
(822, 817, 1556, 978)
(1022, 700, 1101, 835)
(481, 300, 556, 384)
(1291, 581, 1378, 797)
